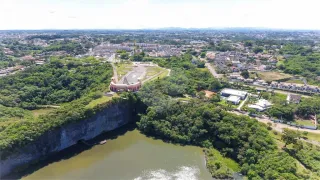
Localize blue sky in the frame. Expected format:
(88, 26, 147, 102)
(1, 0, 319, 30)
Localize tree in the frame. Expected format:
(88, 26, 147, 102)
(120, 53, 129, 59)
(267, 105, 294, 121)
(296, 97, 320, 118)
(244, 41, 253, 47)
(240, 70, 249, 79)
(302, 131, 308, 139)
(281, 129, 299, 147)
(261, 92, 270, 100)
(253, 47, 264, 54)
(210, 94, 221, 103)
(116, 50, 126, 54)
(200, 52, 206, 58)
(267, 122, 272, 130)
(197, 61, 205, 68)
(131, 54, 143, 61)
(198, 91, 206, 99)
(248, 108, 258, 115)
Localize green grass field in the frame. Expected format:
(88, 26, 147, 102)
(269, 93, 287, 105)
(285, 79, 305, 84)
(145, 66, 164, 77)
(268, 130, 285, 149)
(115, 62, 133, 79)
(249, 72, 257, 79)
(217, 100, 238, 109)
(205, 148, 240, 172)
(305, 132, 320, 142)
(32, 108, 55, 118)
(145, 69, 169, 82)
(295, 119, 315, 126)
(85, 95, 118, 109)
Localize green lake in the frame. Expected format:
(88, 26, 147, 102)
(21, 126, 212, 180)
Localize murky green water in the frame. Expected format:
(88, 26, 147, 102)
(21, 127, 212, 180)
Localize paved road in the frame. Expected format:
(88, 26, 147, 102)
(248, 85, 311, 98)
(205, 63, 223, 78)
(230, 111, 320, 146)
(230, 111, 320, 134)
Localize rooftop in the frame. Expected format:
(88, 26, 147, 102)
(227, 95, 241, 103)
(221, 88, 248, 97)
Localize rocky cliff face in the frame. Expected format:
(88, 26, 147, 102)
(0, 102, 133, 177)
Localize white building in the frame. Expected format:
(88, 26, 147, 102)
(220, 88, 248, 100)
(227, 96, 241, 105)
(248, 99, 272, 112)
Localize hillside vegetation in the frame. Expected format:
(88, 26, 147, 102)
(279, 44, 320, 85)
(136, 53, 312, 179)
(0, 57, 113, 109)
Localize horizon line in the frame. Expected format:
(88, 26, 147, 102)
(1, 27, 320, 31)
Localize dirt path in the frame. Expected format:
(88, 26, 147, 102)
(111, 63, 118, 82)
(38, 105, 60, 108)
(205, 63, 223, 78)
(237, 96, 248, 110)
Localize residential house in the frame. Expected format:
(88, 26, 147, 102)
(286, 94, 301, 104)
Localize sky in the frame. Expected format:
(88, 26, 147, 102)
(1, 0, 320, 30)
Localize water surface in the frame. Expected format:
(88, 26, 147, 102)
(21, 127, 212, 180)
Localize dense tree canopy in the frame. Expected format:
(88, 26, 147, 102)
(253, 47, 264, 54)
(43, 41, 87, 55)
(0, 57, 113, 109)
(296, 97, 320, 118)
(279, 44, 320, 84)
(244, 41, 253, 47)
(283, 53, 320, 82)
(267, 104, 295, 121)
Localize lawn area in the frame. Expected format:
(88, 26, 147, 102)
(174, 97, 192, 102)
(205, 148, 240, 172)
(217, 100, 238, 109)
(145, 66, 164, 77)
(31, 108, 55, 118)
(285, 79, 305, 84)
(249, 72, 257, 79)
(257, 71, 292, 82)
(295, 119, 315, 126)
(115, 62, 133, 79)
(268, 130, 285, 149)
(85, 94, 118, 109)
(145, 68, 169, 82)
(305, 132, 320, 142)
(276, 60, 284, 67)
(269, 92, 287, 104)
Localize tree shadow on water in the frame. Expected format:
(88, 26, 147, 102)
(4, 123, 137, 180)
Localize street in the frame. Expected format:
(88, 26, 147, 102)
(230, 111, 320, 134)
